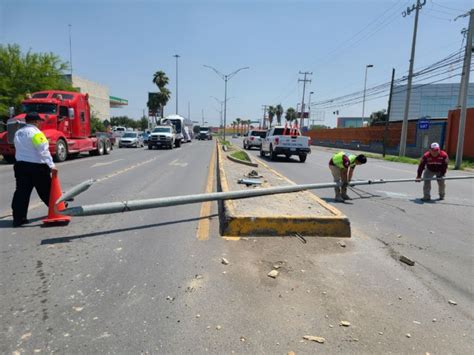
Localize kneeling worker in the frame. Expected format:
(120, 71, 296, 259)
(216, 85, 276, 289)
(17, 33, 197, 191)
(329, 152, 367, 202)
(11, 112, 57, 227)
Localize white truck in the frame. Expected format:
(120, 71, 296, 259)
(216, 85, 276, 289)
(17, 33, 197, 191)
(260, 126, 311, 162)
(148, 125, 176, 149)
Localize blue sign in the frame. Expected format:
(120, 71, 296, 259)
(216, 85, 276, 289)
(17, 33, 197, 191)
(418, 119, 430, 130)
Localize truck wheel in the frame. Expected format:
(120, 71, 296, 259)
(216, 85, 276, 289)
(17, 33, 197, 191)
(270, 145, 277, 161)
(54, 139, 68, 162)
(175, 139, 181, 148)
(299, 154, 307, 163)
(3, 155, 16, 164)
(97, 141, 105, 155)
(104, 140, 111, 155)
(260, 147, 266, 157)
(148, 144, 153, 150)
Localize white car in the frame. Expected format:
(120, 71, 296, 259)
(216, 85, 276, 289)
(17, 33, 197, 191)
(260, 126, 311, 162)
(118, 132, 144, 148)
(148, 126, 176, 149)
(243, 130, 266, 150)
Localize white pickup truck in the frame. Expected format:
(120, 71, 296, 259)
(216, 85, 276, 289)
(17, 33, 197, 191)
(260, 126, 311, 162)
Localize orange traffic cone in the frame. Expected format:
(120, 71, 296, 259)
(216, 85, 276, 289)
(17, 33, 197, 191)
(43, 170, 71, 225)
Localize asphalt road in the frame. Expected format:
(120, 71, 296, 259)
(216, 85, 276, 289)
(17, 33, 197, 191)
(1, 139, 473, 354)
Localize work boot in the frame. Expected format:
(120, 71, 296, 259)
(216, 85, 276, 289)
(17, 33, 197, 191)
(439, 194, 445, 200)
(335, 195, 345, 202)
(421, 195, 431, 202)
(341, 186, 352, 200)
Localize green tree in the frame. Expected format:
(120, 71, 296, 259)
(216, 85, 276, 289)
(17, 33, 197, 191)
(369, 109, 388, 126)
(90, 114, 106, 134)
(275, 104, 284, 125)
(267, 106, 276, 128)
(151, 70, 171, 118)
(139, 116, 149, 131)
(0, 44, 75, 120)
(285, 107, 297, 122)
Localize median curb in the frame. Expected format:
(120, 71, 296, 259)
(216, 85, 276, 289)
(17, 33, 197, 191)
(216, 142, 351, 237)
(226, 154, 259, 167)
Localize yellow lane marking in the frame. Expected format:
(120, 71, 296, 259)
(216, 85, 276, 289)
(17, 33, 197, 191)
(196, 144, 216, 240)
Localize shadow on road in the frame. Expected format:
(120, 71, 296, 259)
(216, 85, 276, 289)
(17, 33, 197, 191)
(40, 214, 219, 245)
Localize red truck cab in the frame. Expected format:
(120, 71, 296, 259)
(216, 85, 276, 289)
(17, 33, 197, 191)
(0, 90, 109, 163)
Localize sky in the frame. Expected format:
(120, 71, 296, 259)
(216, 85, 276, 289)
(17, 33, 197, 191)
(1, 0, 472, 127)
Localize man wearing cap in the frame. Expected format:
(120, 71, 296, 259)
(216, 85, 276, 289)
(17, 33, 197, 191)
(329, 152, 367, 202)
(11, 112, 57, 227)
(416, 142, 449, 201)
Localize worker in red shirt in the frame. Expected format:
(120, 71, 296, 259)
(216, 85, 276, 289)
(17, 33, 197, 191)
(416, 142, 449, 201)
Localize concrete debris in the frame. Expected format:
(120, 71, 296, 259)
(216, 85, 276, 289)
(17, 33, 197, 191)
(216, 325, 222, 330)
(339, 321, 351, 327)
(432, 318, 437, 322)
(397, 234, 402, 238)
(448, 300, 457, 305)
(166, 296, 174, 301)
(240, 336, 246, 342)
(287, 352, 295, 355)
(221, 258, 230, 265)
(73, 306, 84, 312)
(338, 241, 346, 248)
(406, 333, 411, 338)
(195, 274, 203, 280)
(399, 255, 415, 266)
(303, 335, 325, 343)
(379, 332, 384, 335)
(273, 264, 281, 269)
(20, 332, 32, 341)
(398, 296, 403, 300)
(267, 270, 279, 278)
(413, 321, 421, 325)
(329, 325, 334, 328)
(196, 314, 201, 318)
(222, 271, 227, 274)
(206, 326, 211, 329)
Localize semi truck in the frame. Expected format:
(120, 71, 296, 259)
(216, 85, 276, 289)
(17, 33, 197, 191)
(0, 90, 111, 163)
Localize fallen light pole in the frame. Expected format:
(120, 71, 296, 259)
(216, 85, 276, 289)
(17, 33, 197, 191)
(59, 176, 474, 217)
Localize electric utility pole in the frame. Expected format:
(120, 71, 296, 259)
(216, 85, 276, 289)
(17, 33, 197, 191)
(298, 71, 312, 128)
(454, 9, 474, 169)
(399, 0, 426, 157)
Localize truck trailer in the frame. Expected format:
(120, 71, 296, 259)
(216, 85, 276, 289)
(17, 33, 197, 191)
(0, 91, 111, 163)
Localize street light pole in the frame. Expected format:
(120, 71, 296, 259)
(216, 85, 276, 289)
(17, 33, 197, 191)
(173, 54, 180, 115)
(308, 91, 314, 128)
(203, 65, 249, 140)
(362, 64, 373, 120)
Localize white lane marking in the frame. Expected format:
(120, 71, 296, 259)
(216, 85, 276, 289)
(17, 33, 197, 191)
(91, 159, 124, 168)
(169, 159, 188, 167)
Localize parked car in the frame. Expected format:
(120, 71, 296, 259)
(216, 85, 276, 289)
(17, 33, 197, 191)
(243, 129, 266, 150)
(141, 132, 150, 144)
(260, 126, 311, 162)
(148, 125, 176, 149)
(119, 132, 144, 148)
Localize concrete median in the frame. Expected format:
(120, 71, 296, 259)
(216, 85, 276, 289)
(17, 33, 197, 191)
(216, 143, 351, 237)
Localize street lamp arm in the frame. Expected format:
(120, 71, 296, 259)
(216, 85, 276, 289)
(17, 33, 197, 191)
(227, 66, 250, 80)
(203, 65, 225, 80)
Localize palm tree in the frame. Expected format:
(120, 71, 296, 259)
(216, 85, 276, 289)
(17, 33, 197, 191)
(152, 71, 171, 118)
(236, 118, 241, 135)
(267, 106, 276, 128)
(285, 107, 297, 123)
(157, 88, 171, 117)
(152, 71, 169, 89)
(275, 104, 284, 125)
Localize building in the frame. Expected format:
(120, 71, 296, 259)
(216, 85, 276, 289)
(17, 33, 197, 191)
(63, 75, 127, 121)
(388, 83, 474, 121)
(337, 117, 365, 128)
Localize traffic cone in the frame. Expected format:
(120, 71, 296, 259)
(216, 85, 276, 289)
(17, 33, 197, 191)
(43, 170, 71, 225)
